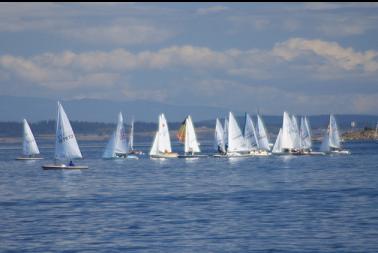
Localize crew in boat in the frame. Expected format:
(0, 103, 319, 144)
(69, 160, 75, 166)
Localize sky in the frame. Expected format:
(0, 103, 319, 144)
(0, 2, 378, 115)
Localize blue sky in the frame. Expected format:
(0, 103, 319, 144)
(0, 2, 378, 115)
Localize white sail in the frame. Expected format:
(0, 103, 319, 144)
(128, 118, 134, 151)
(227, 112, 248, 152)
(214, 118, 226, 153)
(184, 115, 200, 153)
(329, 114, 341, 149)
(103, 112, 128, 158)
(272, 128, 283, 153)
(281, 111, 295, 150)
(224, 117, 229, 148)
(55, 102, 82, 160)
(291, 115, 300, 149)
(257, 114, 270, 151)
(158, 113, 172, 153)
(300, 116, 312, 150)
(244, 113, 259, 150)
(22, 119, 40, 156)
(149, 132, 159, 156)
(320, 132, 330, 152)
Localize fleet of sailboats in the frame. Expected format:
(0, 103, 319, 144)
(13, 102, 357, 164)
(42, 102, 88, 169)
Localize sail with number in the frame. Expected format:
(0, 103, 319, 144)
(55, 102, 82, 160)
(257, 114, 270, 151)
(214, 118, 226, 153)
(227, 112, 248, 152)
(244, 113, 259, 150)
(22, 119, 40, 156)
(103, 112, 128, 158)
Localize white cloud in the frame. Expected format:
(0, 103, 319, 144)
(273, 38, 378, 73)
(196, 5, 229, 15)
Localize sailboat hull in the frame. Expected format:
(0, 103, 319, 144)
(150, 153, 178, 159)
(42, 164, 88, 170)
(16, 157, 44, 160)
(178, 154, 207, 158)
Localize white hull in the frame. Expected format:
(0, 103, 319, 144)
(103, 154, 139, 160)
(150, 152, 179, 159)
(42, 164, 88, 170)
(178, 154, 207, 158)
(329, 150, 350, 155)
(16, 157, 44, 160)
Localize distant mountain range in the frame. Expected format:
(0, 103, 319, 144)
(0, 95, 236, 123)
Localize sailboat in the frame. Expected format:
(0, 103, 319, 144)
(42, 102, 88, 169)
(102, 112, 138, 159)
(226, 112, 250, 157)
(272, 111, 300, 155)
(177, 115, 205, 158)
(244, 113, 269, 156)
(149, 113, 178, 159)
(127, 117, 144, 156)
(255, 114, 271, 155)
(320, 114, 350, 154)
(16, 119, 43, 160)
(214, 117, 227, 157)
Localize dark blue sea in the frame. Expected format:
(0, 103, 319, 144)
(0, 140, 377, 252)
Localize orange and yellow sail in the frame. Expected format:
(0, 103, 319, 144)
(176, 118, 187, 143)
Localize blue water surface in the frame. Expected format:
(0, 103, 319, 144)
(0, 141, 377, 252)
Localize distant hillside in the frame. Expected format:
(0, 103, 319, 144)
(1, 114, 377, 139)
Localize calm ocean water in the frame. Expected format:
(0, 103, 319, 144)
(0, 140, 377, 252)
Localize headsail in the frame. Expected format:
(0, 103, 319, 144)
(149, 132, 159, 156)
(291, 115, 300, 149)
(224, 117, 229, 148)
(103, 112, 128, 158)
(55, 102, 82, 160)
(22, 119, 40, 156)
(214, 118, 226, 153)
(257, 114, 270, 151)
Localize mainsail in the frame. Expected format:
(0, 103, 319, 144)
(128, 117, 134, 151)
(22, 119, 40, 156)
(300, 116, 312, 150)
(224, 117, 229, 148)
(158, 113, 172, 153)
(214, 118, 226, 153)
(244, 113, 259, 150)
(184, 115, 200, 154)
(281, 111, 295, 150)
(227, 112, 248, 152)
(103, 112, 128, 158)
(291, 115, 300, 149)
(257, 114, 270, 151)
(320, 114, 342, 152)
(55, 102, 82, 160)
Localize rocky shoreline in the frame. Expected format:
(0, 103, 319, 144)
(342, 129, 377, 140)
